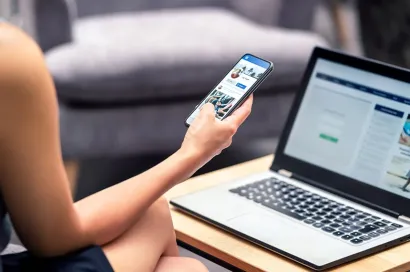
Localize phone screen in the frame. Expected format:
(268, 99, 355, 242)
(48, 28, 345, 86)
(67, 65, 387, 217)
(186, 54, 272, 125)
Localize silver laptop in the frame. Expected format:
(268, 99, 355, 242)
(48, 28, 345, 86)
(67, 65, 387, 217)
(171, 47, 410, 271)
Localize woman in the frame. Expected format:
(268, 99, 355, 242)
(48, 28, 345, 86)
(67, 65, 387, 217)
(0, 23, 252, 271)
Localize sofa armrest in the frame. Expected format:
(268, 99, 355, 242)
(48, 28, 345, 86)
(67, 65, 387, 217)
(32, 0, 76, 52)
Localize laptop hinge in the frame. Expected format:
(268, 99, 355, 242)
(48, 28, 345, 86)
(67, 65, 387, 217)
(399, 215, 410, 224)
(278, 169, 293, 178)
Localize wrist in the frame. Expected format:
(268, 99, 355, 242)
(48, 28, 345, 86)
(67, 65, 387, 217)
(175, 146, 208, 174)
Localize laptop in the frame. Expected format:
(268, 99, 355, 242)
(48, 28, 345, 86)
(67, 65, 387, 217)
(170, 47, 410, 271)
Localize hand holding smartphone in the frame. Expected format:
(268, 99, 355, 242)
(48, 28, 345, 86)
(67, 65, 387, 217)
(185, 54, 273, 126)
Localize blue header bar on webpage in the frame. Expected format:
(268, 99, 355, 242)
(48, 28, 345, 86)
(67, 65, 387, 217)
(316, 72, 410, 106)
(242, 54, 270, 69)
(374, 104, 404, 118)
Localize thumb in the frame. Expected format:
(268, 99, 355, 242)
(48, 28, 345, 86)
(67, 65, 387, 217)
(198, 103, 216, 120)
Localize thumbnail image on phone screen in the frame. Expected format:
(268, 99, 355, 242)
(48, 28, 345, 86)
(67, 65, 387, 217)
(185, 54, 273, 126)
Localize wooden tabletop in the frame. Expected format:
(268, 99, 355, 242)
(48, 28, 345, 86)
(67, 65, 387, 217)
(165, 155, 410, 272)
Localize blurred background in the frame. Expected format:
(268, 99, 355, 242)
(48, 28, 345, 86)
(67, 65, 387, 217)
(1, 0, 408, 270)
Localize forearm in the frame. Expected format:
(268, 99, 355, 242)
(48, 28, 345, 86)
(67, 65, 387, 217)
(74, 148, 203, 246)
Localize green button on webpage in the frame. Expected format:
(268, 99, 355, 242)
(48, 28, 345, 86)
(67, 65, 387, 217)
(319, 133, 338, 143)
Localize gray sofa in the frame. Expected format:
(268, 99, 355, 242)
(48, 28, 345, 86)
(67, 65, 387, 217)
(32, 0, 327, 159)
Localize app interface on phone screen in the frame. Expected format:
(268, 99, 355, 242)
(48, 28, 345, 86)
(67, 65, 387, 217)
(187, 55, 269, 124)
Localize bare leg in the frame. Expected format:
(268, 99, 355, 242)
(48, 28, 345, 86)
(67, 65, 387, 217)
(64, 160, 79, 195)
(102, 197, 208, 272)
(155, 256, 208, 272)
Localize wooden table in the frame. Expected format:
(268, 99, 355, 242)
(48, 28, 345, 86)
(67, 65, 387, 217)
(165, 155, 410, 272)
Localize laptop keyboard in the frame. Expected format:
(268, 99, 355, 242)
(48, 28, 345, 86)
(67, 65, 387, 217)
(229, 177, 403, 245)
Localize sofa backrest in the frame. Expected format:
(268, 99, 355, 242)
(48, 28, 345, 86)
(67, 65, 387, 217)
(74, 0, 231, 18)
(73, 0, 319, 29)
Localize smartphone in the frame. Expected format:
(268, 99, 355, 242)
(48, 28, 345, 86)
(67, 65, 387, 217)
(185, 53, 274, 126)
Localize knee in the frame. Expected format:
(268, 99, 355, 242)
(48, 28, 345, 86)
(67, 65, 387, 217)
(152, 196, 171, 218)
(183, 257, 209, 272)
(147, 196, 173, 227)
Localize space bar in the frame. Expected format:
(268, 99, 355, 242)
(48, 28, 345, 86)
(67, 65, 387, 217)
(262, 202, 306, 221)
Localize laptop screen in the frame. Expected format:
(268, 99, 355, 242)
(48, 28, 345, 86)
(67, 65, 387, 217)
(284, 58, 410, 200)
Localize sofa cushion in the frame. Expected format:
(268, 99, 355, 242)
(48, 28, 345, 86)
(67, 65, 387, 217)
(46, 8, 327, 103)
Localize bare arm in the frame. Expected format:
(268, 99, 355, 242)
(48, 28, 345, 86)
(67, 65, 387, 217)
(0, 24, 252, 256)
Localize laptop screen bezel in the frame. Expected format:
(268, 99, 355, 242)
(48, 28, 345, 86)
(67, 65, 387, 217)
(272, 47, 410, 217)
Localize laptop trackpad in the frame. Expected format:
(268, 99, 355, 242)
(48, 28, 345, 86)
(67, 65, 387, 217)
(227, 213, 310, 254)
(227, 213, 295, 239)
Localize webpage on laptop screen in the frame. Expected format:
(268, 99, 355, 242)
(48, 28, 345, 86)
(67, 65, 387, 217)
(186, 55, 268, 124)
(285, 58, 410, 199)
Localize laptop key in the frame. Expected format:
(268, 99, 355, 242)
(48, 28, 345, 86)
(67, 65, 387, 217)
(322, 227, 335, 233)
(312, 195, 321, 200)
(350, 225, 362, 230)
(333, 231, 344, 236)
(339, 227, 352, 233)
(392, 223, 403, 228)
(368, 232, 379, 238)
(303, 212, 314, 217)
(340, 214, 350, 219)
(313, 223, 324, 228)
(325, 215, 336, 219)
(229, 188, 240, 194)
(350, 238, 363, 244)
(317, 211, 327, 216)
(351, 231, 362, 237)
(321, 220, 332, 224)
(334, 218, 344, 223)
(359, 225, 379, 233)
(374, 222, 386, 227)
(341, 234, 353, 240)
(376, 229, 388, 234)
(330, 204, 340, 209)
(261, 201, 306, 221)
(381, 219, 390, 224)
(330, 223, 341, 228)
(312, 222, 325, 228)
(304, 219, 315, 224)
(360, 235, 371, 241)
(386, 225, 397, 231)
(364, 218, 376, 223)
(371, 216, 381, 220)
(237, 189, 248, 196)
(312, 216, 323, 221)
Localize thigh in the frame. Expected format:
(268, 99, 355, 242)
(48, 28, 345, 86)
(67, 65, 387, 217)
(102, 197, 178, 272)
(155, 256, 208, 272)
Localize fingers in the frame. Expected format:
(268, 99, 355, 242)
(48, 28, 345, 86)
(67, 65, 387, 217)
(198, 103, 215, 121)
(225, 95, 253, 126)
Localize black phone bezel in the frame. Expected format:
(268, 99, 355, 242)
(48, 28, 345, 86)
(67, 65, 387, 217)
(184, 53, 274, 127)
